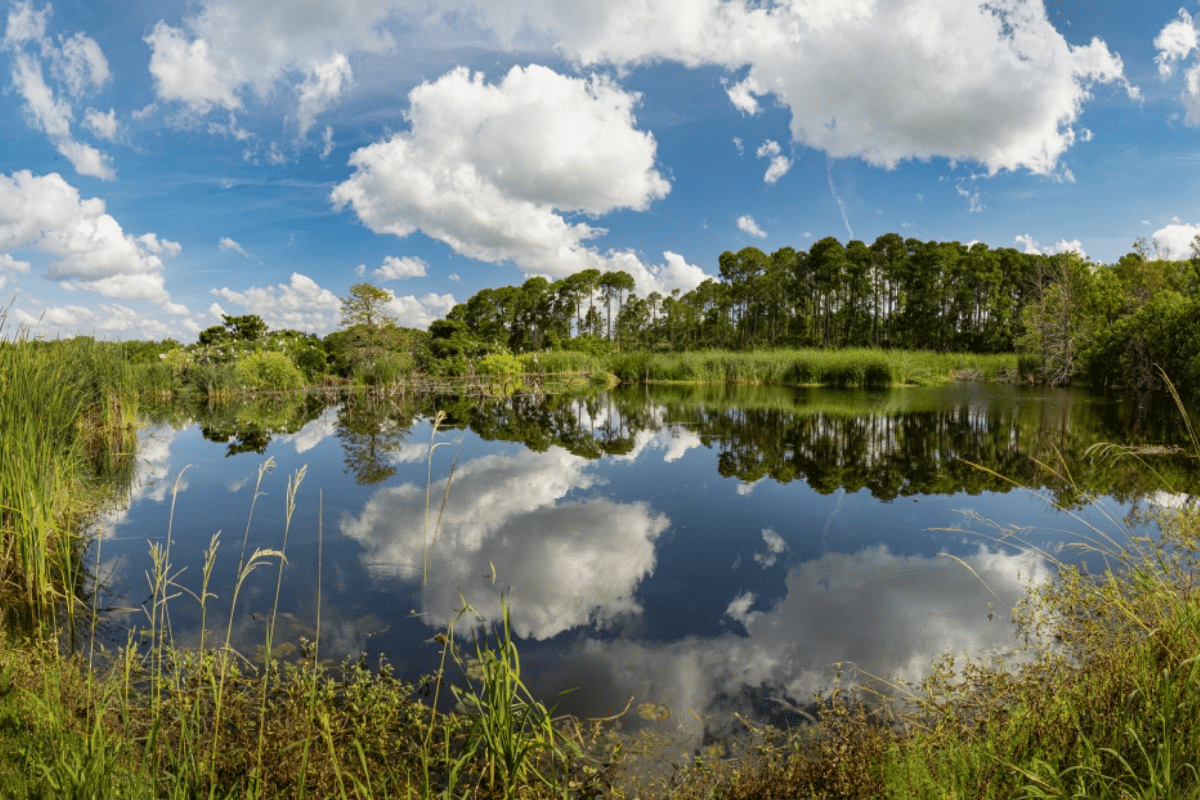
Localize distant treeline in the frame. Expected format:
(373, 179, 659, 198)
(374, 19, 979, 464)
(434, 233, 1200, 390)
(37, 233, 1200, 394)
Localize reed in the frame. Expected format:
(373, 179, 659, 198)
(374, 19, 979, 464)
(518, 350, 604, 375)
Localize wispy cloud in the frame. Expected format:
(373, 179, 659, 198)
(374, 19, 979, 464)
(826, 157, 853, 239)
(218, 237, 250, 257)
(737, 215, 767, 238)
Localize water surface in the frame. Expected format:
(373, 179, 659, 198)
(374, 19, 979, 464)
(94, 383, 1197, 738)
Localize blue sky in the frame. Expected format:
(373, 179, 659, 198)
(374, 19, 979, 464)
(2, 0, 1200, 341)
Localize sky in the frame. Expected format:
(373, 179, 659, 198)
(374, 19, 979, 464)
(2, 0, 1200, 341)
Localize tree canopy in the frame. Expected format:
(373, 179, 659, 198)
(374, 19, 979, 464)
(340, 283, 397, 329)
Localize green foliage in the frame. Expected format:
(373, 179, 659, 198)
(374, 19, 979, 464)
(340, 282, 396, 329)
(519, 350, 603, 374)
(1083, 292, 1200, 391)
(327, 323, 420, 382)
(233, 351, 305, 392)
(423, 318, 498, 375)
(200, 314, 269, 346)
(476, 353, 525, 394)
(425, 234, 1198, 392)
(186, 361, 239, 400)
(328, 284, 422, 384)
(121, 338, 180, 364)
(560, 332, 612, 356)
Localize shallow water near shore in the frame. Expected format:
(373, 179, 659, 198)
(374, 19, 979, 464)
(91, 382, 1200, 744)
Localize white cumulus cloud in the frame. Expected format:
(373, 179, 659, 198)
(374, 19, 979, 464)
(144, 0, 390, 136)
(83, 107, 120, 141)
(756, 139, 791, 183)
(1, 0, 47, 48)
(459, 0, 1134, 176)
(331, 63, 699, 295)
(11, 301, 181, 340)
(725, 78, 759, 114)
(1, 252, 31, 274)
(212, 272, 342, 333)
(3, 4, 115, 179)
(1155, 8, 1198, 78)
(132, 1, 1133, 175)
(374, 254, 427, 280)
(0, 170, 182, 308)
(295, 53, 352, 138)
(387, 291, 457, 328)
(1155, 7, 1200, 125)
(51, 30, 109, 96)
(1151, 222, 1200, 260)
(1014, 233, 1087, 260)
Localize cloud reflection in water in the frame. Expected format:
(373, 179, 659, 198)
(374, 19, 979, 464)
(539, 543, 1051, 735)
(340, 446, 669, 640)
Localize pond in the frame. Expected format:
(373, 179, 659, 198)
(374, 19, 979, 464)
(92, 382, 1199, 741)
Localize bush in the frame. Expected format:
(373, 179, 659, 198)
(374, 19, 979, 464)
(233, 351, 304, 392)
(476, 352, 525, 393)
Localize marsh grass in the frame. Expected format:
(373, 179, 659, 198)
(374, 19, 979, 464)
(603, 348, 1016, 388)
(0, 318, 143, 637)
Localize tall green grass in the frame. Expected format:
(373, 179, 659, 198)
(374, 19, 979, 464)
(603, 348, 1016, 387)
(0, 321, 141, 636)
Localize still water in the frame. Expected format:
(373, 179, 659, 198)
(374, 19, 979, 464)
(94, 382, 1198, 737)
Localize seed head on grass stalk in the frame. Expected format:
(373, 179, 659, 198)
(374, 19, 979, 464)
(423, 410, 461, 587)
